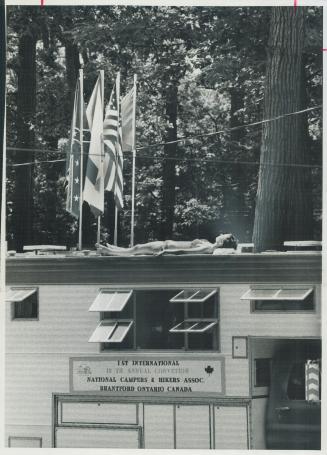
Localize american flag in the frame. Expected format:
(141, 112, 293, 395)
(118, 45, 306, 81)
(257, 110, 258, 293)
(103, 75, 124, 210)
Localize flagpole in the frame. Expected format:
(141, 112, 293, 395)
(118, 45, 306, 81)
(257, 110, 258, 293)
(78, 68, 84, 251)
(130, 74, 137, 247)
(114, 206, 118, 246)
(97, 69, 105, 245)
(114, 72, 120, 246)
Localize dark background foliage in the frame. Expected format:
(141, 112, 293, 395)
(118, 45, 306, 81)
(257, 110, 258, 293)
(6, 6, 322, 250)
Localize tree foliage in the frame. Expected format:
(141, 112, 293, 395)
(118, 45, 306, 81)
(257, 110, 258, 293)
(6, 6, 322, 249)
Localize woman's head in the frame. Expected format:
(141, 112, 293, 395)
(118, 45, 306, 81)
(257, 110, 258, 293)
(215, 233, 238, 249)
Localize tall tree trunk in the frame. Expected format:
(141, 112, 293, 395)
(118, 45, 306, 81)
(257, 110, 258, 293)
(65, 42, 80, 121)
(252, 7, 312, 252)
(161, 82, 177, 239)
(13, 31, 37, 251)
(222, 87, 249, 240)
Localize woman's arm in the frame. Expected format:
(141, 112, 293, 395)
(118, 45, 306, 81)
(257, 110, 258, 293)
(156, 244, 213, 256)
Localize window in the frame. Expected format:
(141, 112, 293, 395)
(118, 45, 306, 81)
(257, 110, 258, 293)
(89, 288, 219, 351)
(170, 321, 217, 333)
(170, 289, 216, 303)
(88, 291, 134, 346)
(135, 290, 184, 350)
(170, 288, 219, 351)
(254, 358, 271, 387)
(6, 288, 38, 320)
(240, 286, 314, 312)
(89, 321, 133, 343)
(89, 290, 133, 312)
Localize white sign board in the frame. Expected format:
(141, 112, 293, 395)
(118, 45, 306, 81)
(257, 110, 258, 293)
(70, 356, 225, 396)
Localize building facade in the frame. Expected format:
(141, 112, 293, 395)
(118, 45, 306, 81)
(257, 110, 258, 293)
(5, 251, 321, 449)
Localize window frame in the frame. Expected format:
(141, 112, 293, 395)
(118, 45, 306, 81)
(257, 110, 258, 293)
(8, 287, 39, 321)
(242, 287, 313, 301)
(170, 289, 217, 303)
(247, 285, 316, 314)
(88, 290, 133, 312)
(169, 320, 217, 333)
(89, 320, 134, 343)
(97, 287, 220, 353)
(99, 290, 136, 351)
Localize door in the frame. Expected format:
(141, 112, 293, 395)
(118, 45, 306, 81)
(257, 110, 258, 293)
(175, 404, 211, 449)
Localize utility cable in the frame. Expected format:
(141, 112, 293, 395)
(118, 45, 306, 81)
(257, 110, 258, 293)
(7, 105, 322, 169)
(7, 104, 321, 157)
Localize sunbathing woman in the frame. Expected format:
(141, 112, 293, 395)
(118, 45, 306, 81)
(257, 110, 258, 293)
(96, 233, 237, 256)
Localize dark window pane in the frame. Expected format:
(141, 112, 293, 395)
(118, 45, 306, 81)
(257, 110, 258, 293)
(287, 362, 306, 400)
(188, 302, 203, 318)
(255, 358, 271, 387)
(188, 297, 216, 318)
(14, 293, 38, 319)
(168, 332, 184, 349)
(188, 328, 218, 351)
(136, 290, 184, 349)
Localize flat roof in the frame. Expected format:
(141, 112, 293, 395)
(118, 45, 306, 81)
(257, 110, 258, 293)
(6, 251, 322, 286)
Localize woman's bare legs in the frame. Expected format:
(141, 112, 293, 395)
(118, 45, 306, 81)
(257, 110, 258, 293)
(96, 241, 165, 256)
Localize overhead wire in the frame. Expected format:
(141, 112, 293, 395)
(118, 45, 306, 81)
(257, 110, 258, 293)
(136, 105, 322, 151)
(10, 158, 66, 168)
(8, 150, 322, 170)
(6, 104, 322, 169)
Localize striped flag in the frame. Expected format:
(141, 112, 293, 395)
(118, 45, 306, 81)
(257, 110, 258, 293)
(121, 86, 134, 152)
(83, 74, 104, 217)
(305, 360, 320, 401)
(103, 74, 124, 210)
(66, 78, 89, 218)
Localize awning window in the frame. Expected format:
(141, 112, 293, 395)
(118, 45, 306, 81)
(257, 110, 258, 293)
(240, 289, 279, 300)
(170, 288, 217, 303)
(6, 288, 37, 302)
(88, 290, 133, 312)
(170, 320, 217, 333)
(89, 321, 133, 343)
(276, 288, 313, 300)
(240, 287, 313, 301)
